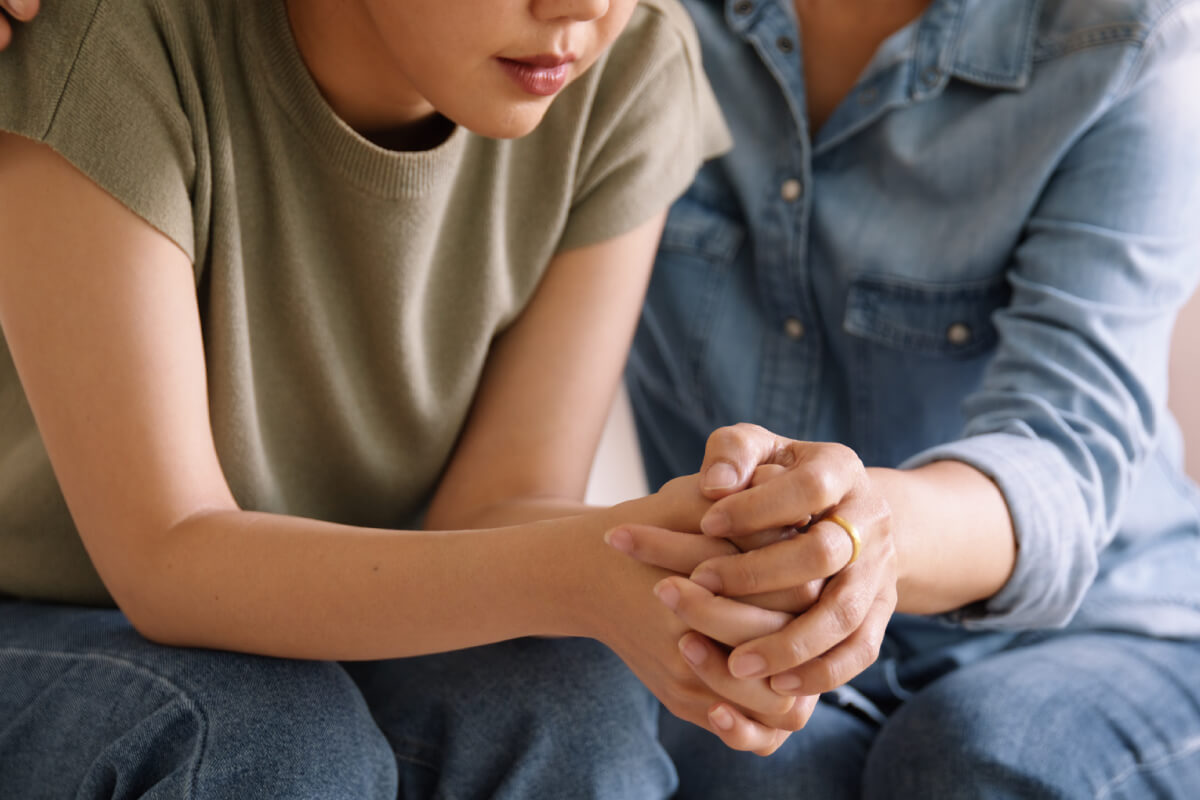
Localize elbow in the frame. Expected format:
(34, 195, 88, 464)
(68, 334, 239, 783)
(102, 563, 187, 646)
(87, 513, 221, 648)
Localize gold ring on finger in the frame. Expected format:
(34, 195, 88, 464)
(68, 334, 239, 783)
(827, 514, 861, 568)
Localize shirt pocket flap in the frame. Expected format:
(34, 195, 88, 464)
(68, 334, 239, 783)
(844, 275, 1009, 358)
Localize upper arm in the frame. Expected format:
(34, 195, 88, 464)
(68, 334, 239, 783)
(0, 133, 236, 608)
(975, 24, 1200, 509)
(424, 212, 666, 527)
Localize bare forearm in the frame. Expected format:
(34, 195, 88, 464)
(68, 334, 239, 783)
(871, 461, 1017, 615)
(118, 505, 645, 660)
(426, 496, 593, 529)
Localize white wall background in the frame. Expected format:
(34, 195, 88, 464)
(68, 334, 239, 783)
(1170, 286, 1200, 484)
(584, 385, 650, 506)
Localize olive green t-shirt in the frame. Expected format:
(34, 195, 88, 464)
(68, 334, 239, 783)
(0, 0, 730, 604)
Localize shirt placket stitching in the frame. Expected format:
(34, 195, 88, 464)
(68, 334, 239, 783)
(728, 0, 822, 435)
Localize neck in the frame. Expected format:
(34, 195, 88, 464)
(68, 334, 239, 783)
(285, 0, 450, 150)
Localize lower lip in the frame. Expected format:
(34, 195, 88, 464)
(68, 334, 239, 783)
(497, 59, 571, 96)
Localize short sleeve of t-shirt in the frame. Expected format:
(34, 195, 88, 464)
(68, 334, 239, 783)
(0, 0, 197, 260)
(555, 0, 732, 252)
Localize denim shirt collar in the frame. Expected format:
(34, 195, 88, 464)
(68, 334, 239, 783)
(952, 0, 1042, 90)
(720, 0, 1041, 93)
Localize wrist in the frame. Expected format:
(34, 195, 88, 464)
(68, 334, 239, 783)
(864, 466, 912, 595)
(868, 461, 1016, 615)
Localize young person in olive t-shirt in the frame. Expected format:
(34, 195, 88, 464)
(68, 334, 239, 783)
(0, 0, 822, 795)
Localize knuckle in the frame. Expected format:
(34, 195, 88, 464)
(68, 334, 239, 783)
(807, 655, 836, 692)
(726, 557, 763, 595)
(754, 741, 783, 757)
(783, 633, 809, 669)
(816, 654, 850, 691)
(833, 442, 863, 470)
(725, 733, 758, 753)
(853, 636, 883, 672)
(737, 422, 770, 438)
(774, 442, 800, 468)
(711, 424, 753, 453)
(805, 469, 841, 508)
(764, 693, 796, 718)
(858, 616, 887, 660)
(874, 497, 894, 529)
(829, 589, 870, 633)
(775, 703, 807, 732)
(786, 581, 818, 612)
(811, 529, 845, 574)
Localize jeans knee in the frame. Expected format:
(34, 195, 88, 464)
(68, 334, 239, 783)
(479, 639, 677, 798)
(863, 661, 1096, 799)
(175, 654, 396, 799)
(347, 638, 676, 799)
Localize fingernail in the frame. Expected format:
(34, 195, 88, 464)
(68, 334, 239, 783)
(709, 705, 735, 731)
(690, 569, 722, 594)
(653, 580, 680, 611)
(680, 636, 708, 666)
(729, 652, 766, 679)
(603, 528, 633, 554)
(772, 673, 803, 693)
(701, 510, 731, 537)
(6, 0, 28, 17)
(703, 462, 739, 491)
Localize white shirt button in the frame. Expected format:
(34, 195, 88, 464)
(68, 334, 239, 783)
(784, 317, 806, 340)
(780, 178, 803, 202)
(946, 322, 972, 346)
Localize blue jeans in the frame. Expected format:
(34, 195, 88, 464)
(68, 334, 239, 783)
(0, 600, 676, 799)
(662, 631, 1200, 799)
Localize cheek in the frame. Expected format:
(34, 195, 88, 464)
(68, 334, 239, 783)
(600, 1, 641, 46)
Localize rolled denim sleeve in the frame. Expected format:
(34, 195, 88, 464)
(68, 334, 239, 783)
(903, 9, 1200, 630)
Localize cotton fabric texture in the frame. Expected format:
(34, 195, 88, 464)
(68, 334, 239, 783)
(0, 0, 730, 604)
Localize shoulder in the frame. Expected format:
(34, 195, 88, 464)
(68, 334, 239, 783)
(0, 0, 224, 261)
(0, 0, 215, 136)
(1034, 0, 1200, 58)
(618, 0, 706, 61)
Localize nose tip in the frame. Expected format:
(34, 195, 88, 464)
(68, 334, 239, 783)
(534, 0, 610, 23)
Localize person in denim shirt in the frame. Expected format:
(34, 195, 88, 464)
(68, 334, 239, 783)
(610, 0, 1200, 795)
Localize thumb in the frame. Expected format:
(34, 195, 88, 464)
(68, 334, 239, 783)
(699, 424, 785, 499)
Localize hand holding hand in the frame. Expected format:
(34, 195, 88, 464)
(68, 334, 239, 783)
(691, 424, 898, 696)
(610, 424, 898, 701)
(595, 473, 814, 755)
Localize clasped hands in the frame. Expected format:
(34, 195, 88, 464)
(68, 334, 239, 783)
(609, 424, 898, 755)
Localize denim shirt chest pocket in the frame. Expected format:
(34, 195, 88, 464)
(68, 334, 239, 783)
(637, 189, 750, 426)
(842, 275, 1011, 466)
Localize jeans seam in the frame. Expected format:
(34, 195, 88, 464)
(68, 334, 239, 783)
(2, 647, 210, 800)
(1094, 734, 1200, 799)
(393, 752, 439, 772)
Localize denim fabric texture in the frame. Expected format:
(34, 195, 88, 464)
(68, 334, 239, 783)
(630, 0, 1200, 794)
(630, 0, 1200, 639)
(661, 632, 1200, 799)
(0, 602, 677, 799)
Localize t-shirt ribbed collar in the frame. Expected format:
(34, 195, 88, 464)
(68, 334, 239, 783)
(250, 0, 467, 198)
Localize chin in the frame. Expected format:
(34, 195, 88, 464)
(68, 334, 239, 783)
(458, 102, 552, 141)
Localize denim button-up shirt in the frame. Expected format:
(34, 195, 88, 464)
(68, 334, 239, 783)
(629, 0, 1200, 640)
